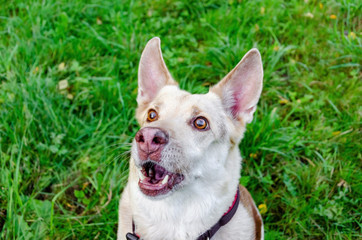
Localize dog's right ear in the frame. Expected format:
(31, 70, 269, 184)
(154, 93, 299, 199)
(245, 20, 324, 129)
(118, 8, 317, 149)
(137, 37, 177, 105)
(211, 49, 263, 125)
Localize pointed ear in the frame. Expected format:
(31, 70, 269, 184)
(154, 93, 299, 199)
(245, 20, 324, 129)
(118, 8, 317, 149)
(137, 37, 177, 105)
(211, 48, 263, 124)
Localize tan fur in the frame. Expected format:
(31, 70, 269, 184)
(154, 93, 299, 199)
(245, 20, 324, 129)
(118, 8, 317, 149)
(239, 185, 263, 240)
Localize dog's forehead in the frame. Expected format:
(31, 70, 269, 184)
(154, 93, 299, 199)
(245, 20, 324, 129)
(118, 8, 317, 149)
(154, 86, 221, 115)
(150, 85, 230, 144)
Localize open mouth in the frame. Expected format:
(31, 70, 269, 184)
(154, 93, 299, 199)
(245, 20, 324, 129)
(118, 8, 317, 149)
(138, 162, 184, 197)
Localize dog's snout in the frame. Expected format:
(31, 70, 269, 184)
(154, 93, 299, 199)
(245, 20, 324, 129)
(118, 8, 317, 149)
(135, 127, 168, 161)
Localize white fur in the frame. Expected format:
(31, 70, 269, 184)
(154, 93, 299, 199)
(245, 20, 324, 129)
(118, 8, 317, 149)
(117, 38, 263, 240)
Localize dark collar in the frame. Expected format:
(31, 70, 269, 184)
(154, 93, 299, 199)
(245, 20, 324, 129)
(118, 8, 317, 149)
(126, 188, 240, 240)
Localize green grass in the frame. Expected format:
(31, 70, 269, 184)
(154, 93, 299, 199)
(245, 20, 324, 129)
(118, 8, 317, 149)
(0, 0, 361, 239)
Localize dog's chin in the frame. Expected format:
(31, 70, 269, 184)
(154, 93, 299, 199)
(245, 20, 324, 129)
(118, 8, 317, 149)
(137, 161, 184, 198)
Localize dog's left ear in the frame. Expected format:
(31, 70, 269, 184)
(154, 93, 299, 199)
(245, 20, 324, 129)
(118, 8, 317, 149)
(137, 37, 177, 106)
(211, 49, 263, 124)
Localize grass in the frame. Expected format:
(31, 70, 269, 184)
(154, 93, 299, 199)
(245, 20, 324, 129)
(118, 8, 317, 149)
(0, 0, 360, 239)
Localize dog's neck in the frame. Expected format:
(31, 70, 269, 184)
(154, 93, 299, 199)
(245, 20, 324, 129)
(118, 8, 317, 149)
(128, 150, 242, 240)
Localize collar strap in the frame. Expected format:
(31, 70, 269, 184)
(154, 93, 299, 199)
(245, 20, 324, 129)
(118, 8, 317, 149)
(125, 221, 139, 240)
(126, 188, 240, 240)
(196, 188, 240, 240)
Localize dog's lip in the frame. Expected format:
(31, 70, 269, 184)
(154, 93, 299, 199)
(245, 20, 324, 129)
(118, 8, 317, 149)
(138, 162, 184, 197)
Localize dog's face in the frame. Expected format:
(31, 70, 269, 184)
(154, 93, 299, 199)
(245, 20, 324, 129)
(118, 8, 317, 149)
(131, 38, 263, 198)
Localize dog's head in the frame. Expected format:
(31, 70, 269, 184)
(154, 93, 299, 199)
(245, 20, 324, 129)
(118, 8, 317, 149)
(131, 37, 263, 198)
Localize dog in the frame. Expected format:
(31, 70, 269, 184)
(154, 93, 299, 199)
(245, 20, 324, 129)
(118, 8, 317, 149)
(117, 37, 263, 240)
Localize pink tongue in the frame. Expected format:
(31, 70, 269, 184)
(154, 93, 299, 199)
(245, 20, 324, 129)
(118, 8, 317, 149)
(154, 164, 167, 180)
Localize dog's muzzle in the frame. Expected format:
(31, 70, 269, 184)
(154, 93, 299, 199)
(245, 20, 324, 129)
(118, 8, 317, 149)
(135, 127, 184, 197)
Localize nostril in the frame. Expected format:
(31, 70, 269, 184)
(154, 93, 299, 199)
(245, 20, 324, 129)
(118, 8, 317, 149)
(153, 136, 162, 144)
(135, 132, 145, 143)
(152, 131, 168, 145)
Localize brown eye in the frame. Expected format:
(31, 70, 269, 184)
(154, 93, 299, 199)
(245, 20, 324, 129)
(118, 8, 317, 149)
(193, 117, 208, 130)
(147, 109, 158, 122)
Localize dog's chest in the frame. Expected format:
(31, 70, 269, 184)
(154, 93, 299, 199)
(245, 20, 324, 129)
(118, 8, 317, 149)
(131, 190, 228, 240)
(134, 218, 202, 240)
(133, 206, 255, 240)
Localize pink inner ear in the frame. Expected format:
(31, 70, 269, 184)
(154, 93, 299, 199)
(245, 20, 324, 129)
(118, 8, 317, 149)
(230, 87, 247, 118)
(212, 49, 263, 121)
(140, 68, 163, 101)
(231, 91, 241, 117)
(229, 73, 259, 118)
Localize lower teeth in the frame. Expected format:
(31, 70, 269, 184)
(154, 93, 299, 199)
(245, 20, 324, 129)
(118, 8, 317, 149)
(162, 175, 169, 184)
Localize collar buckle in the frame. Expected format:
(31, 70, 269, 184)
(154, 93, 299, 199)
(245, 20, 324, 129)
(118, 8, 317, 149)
(126, 232, 140, 240)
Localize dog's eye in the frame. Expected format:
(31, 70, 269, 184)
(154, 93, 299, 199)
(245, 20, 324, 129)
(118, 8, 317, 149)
(147, 109, 158, 122)
(193, 117, 209, 130)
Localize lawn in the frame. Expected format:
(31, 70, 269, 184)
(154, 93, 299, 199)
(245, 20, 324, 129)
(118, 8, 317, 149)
(0, 0, 361, 239)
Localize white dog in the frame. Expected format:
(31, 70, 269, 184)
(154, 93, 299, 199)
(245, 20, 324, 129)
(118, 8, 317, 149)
(117, 37, 263, 240)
